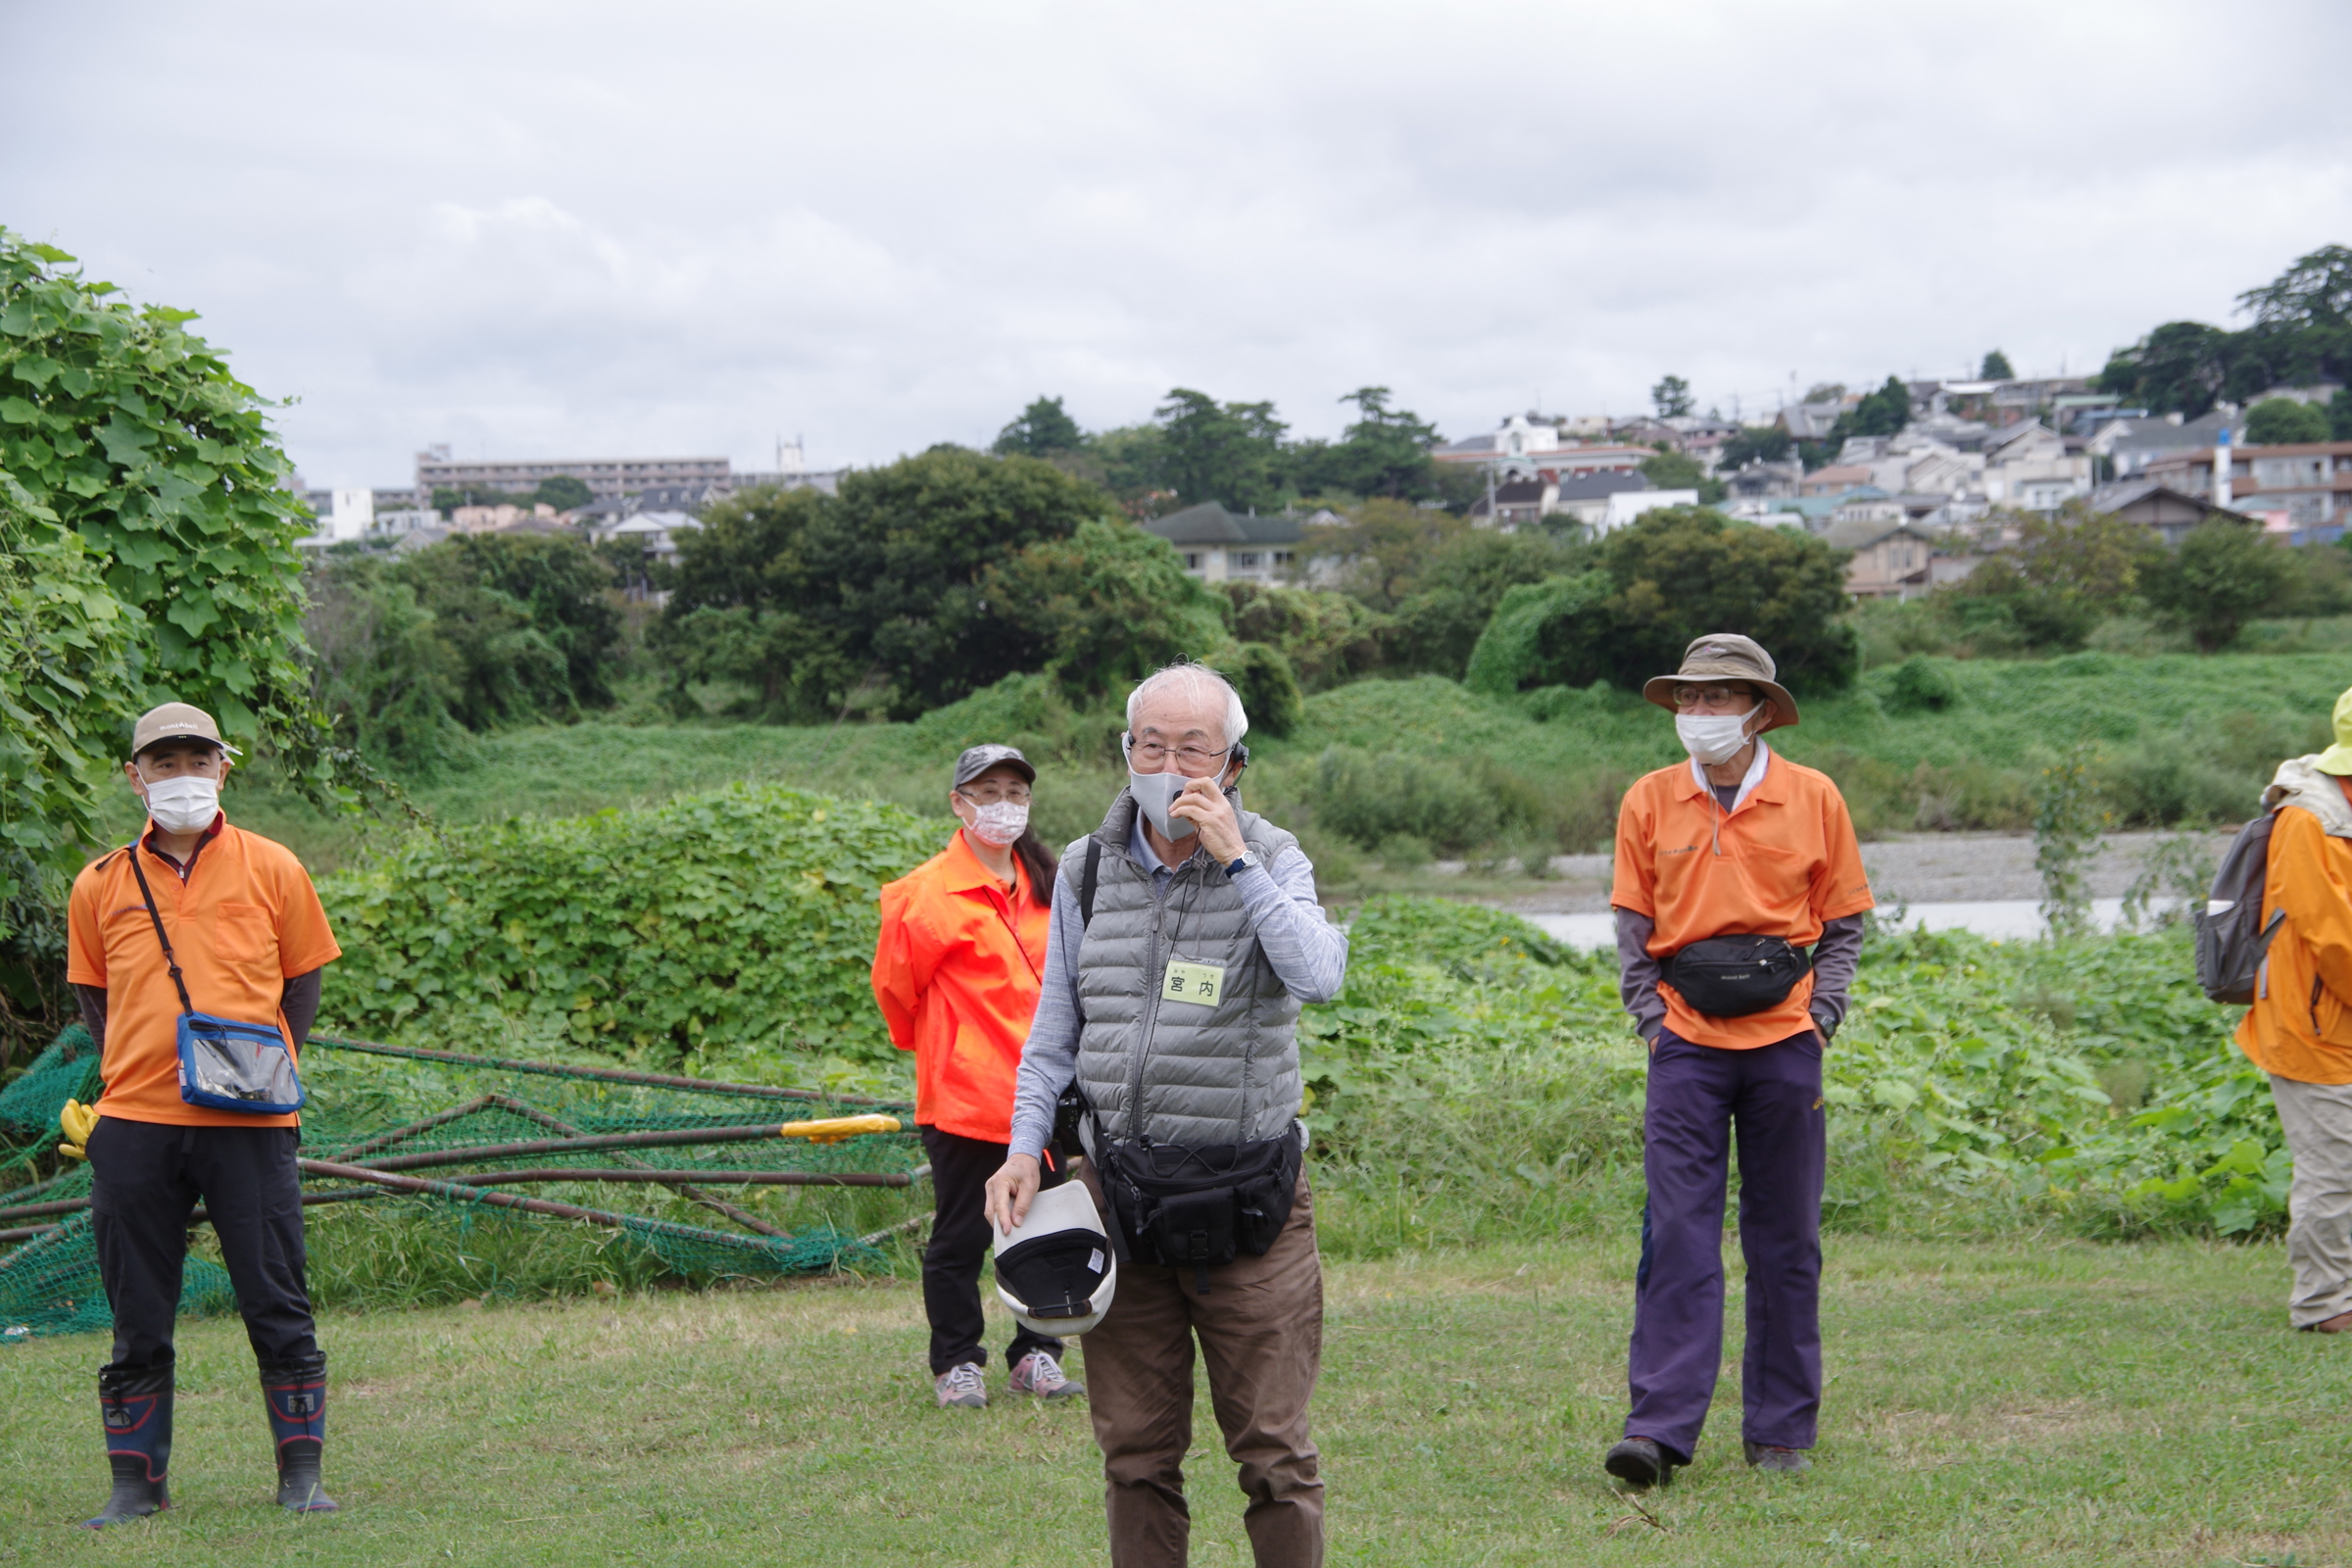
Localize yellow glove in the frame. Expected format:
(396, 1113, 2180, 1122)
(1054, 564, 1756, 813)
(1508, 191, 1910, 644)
(58, 1099, 99, 1161)
(776, 1114, 902, 1145)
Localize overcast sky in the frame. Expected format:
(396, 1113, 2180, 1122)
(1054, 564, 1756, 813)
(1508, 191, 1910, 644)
(8, 1, 2349, 488)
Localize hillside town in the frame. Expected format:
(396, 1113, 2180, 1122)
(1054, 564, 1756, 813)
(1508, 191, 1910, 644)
(292, 368, 2351, 605)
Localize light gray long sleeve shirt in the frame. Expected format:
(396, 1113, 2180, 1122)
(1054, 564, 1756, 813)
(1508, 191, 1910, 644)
(1007, 816, 1349, 1160)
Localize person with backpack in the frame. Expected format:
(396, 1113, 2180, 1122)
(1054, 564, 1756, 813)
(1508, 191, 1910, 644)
(984, 662, 1348, 1568)
(1601, 635, 1874, 1490)
(871, 745, 1083, 1407)
(65, 704, 344, 1527)
(2227, 691, 2352, 1334)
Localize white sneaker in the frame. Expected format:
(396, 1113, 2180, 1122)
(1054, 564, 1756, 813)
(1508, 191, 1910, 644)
(934, 1362, 987, 1408)
(1008, 1349, 1084, 1399)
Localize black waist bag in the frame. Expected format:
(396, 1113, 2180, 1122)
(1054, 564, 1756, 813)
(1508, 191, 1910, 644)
(1094, 1133, 1301, 1291)
(1665, 934, 1813, 1017)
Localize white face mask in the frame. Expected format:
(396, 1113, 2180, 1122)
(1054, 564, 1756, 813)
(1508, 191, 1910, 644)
(963, 800, 1029, 848)
(1128, 770, 1199, 840)
(1675, 709, 1757, 767)
(144, 774, 220, 834)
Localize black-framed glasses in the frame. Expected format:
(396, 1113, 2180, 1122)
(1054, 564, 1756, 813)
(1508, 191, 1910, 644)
(1122, 735, 1232, 771)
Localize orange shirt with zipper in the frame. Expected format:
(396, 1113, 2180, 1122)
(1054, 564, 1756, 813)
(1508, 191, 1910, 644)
(871, 830, 1051, 1145)
(2236, 793, 2352, 1086)
(1611, 751, 1875, 1049)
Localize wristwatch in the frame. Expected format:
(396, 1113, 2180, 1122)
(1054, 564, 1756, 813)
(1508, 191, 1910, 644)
(1226, 850, 1261, 879)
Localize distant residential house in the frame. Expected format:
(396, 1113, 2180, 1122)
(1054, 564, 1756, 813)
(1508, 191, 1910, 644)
(2141, 441, 2352, 531)
(1981, 421, 2090, 510)
(1142, 502, 1310, 583)
(449, 502, 557, 534)
(609, 510, 703, 562)
(2084, 479, 2247, 548)
(1823, 516, 1941, 599)
(2101, 409, 2234, 479)
(1723, 460, 1803, 501)
(1598, 487, 1698, 534)
(1434, 416, 1655, 486)
(1777, 401, 1844, 442)
(1799, 464, 1873, 497)
(1468, 477, 1554, 529)
(1548, 471, 1655, 529)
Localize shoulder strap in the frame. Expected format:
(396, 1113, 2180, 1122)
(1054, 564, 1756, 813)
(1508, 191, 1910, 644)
(123, 844, 197, 1018)
(1080, 838, 1101, 928)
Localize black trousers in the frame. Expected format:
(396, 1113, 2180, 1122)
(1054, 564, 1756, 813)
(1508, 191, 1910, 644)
(88, 1118, 322, 1389)
(919, 1125, 1064, 1375)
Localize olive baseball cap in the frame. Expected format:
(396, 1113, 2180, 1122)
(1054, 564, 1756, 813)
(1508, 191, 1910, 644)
(953, 744, 1035, 789)
(131, 702, 243, 759)
(1641, 633, 1799, 732)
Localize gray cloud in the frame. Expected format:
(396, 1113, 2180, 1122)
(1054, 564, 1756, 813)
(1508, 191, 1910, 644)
(7, 0, 2348, 486)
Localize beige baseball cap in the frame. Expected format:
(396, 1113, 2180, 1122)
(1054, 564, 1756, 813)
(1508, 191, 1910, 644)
(130, 702, 242, 759)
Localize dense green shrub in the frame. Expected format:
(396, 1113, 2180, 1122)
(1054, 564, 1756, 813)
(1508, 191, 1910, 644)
(318, 784, 944, 1077)
(1304, 744, 1544, 854)
(1882, 653, 1958, 712)
(1305, 898, 2283, 1257)
(980, 517, 1227, 707)
(1217, 580, 1386, 692)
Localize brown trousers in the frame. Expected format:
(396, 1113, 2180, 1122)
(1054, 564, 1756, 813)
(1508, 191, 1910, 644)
(1078, 1164, 1325, 1568)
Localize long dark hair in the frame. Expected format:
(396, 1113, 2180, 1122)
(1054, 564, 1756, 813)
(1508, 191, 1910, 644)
(1012, 826, 1058, 908)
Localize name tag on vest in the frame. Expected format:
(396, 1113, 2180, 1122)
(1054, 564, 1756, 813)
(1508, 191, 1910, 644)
(1160, 960, 1227, 1006)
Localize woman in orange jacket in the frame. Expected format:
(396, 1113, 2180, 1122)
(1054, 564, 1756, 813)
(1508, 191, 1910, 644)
(871, 744, 1080, 1407)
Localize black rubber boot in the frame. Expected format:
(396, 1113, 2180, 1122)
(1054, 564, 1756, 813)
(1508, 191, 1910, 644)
(260, 1356, 338, 1514)
(86, 1369, 172, 1529)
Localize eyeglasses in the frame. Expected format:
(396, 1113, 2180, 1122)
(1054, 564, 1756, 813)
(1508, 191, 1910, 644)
(1122, 735, 1232, 772)
(956, 784, 1032, 806)
(1672, 684, 1756, 710)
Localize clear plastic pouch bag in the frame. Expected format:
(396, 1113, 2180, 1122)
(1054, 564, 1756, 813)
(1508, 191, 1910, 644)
(177, 1012, 306, 1114)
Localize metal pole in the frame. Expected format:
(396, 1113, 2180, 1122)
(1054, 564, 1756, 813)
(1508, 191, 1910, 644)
(306, 1034, 906, 1109)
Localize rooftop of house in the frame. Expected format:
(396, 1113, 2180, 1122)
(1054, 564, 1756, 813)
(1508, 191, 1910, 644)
(1822, 515, 1936, 551)
(1553, 470, 1653, 501)
(1142, 502, 1308, 546)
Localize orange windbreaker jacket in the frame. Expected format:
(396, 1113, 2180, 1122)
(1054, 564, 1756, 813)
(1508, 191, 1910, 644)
(871, 831, 1051, 1143)
(2237, 775, 2352, 1086)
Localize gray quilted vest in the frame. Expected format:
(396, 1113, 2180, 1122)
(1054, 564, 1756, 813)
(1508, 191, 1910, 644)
(1070, 788, 1307, 1150)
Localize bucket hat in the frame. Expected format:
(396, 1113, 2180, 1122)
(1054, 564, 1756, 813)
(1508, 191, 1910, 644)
(1641, 634, 1799, 732)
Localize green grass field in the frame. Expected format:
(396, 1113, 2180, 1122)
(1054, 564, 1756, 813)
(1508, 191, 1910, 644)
(1, 1236, 2341, 1565)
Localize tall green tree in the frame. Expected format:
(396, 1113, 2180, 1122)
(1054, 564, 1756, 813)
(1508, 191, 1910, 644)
(992, 395, 1084, 458)
(2245, 397, 2330, 445)
(2143, 520, 2290, 653)
(2100, 246, 2352, 416)
(979, 517, 1228, 706)
(1829, 375, 1912, 445)
(1292, 386, 1446, 501)
(1152, 389, 1290, 513)
(1980, 349, 2016, 379)
(532, 473, 595, 512)
(1651, 375, 1694, 417)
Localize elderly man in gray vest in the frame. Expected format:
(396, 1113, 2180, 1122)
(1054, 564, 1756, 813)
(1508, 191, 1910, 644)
(986, 662, 1348, 1568)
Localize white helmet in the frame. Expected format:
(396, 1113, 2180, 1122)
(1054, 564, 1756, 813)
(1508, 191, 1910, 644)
(993, 1180, 1117, 1336)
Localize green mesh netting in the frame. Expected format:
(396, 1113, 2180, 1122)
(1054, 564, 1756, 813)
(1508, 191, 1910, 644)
(0, 1028, 918, 1340)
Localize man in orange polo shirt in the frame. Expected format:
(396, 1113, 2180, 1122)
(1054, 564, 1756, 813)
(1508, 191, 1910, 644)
(1601, 635, 1872, 1490)
(66, 703, 343, 1527)
(872, 745, 1079, 1408)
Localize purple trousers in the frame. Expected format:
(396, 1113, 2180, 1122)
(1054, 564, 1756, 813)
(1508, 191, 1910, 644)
(1626, 1029, 1825, 1462)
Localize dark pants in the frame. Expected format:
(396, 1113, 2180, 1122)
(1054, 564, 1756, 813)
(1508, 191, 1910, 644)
(88, 1118, 322, 1391)
(1627, 1029, 1825, 1462)
(1078, 1162, 1323, 1568)
(919, 1125, 1063, 1375)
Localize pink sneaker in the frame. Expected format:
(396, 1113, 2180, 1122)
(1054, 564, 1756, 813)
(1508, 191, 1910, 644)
(934, 1363, 987, 1408)
(1008, 1349, 1084, 1399)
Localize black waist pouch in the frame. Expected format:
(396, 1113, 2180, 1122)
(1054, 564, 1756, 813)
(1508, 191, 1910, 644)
(1664, 934, 1813, 1017)
(1095, 1132, 1301, 1290)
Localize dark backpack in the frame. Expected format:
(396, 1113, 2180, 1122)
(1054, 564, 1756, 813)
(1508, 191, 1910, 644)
(2194, 811, 2283, 1004)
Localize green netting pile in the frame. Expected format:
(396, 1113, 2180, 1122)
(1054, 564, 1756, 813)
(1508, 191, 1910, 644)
(2, 1028, 921, 1341)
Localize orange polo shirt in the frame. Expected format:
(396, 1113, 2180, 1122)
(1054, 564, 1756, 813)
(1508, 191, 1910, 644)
(871, 830, 1051, 1144)
(1611, 749, 1875, 1048)
(67, 817, 342, 1127)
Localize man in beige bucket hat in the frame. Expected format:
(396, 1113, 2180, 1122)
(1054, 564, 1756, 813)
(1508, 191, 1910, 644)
(1603, 634, 1873, 1489)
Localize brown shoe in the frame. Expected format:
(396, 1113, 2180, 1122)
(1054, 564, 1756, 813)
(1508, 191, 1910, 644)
(2308, 1310, 2352, 1334)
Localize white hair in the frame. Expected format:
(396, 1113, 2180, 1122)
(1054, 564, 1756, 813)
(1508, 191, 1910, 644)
(1125, 662, 1249, 746)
